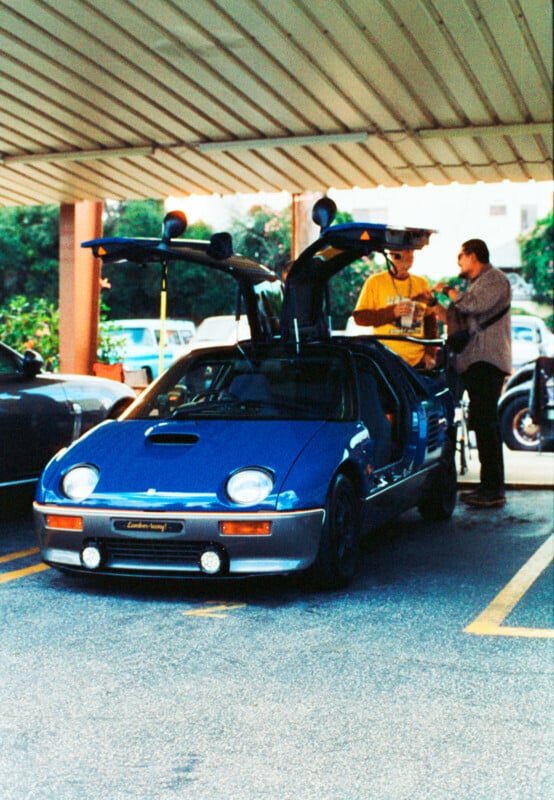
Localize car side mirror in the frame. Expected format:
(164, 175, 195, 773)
(22, 349, 44, 378)
(312, 197, 337, 229)
(162, 210, 187, 242)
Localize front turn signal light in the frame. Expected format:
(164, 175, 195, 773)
(220, 521, 271, 536)
(46, 515, 83, 531)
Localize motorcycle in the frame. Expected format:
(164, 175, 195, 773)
(498, 357, 554, 451)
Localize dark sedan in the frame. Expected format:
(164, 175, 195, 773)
(0, 342, 135, 509)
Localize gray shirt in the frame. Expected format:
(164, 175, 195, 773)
(453, 264, 512, 375)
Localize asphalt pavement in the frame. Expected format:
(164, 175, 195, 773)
(1, 493, 552, 800)
(1, 447, 552, 800)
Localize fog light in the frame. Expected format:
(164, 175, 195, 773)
(80, 542, 102, 570)
(199, 549, 222, 575)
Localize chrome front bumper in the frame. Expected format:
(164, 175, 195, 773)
(33, 503, 324, 577)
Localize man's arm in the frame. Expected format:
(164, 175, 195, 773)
(353, 301, 415, 327)
(353, 306, 397, 326)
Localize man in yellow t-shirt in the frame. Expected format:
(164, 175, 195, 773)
(353, 250, 438, 369)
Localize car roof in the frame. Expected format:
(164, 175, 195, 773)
(512, 316, 545, 329)
(113, 318, 195, 329)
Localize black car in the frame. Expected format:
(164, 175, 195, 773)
(1, 342, 135, 509)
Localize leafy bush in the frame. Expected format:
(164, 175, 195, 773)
(96, 301, 126, 364)
(0, 205, 60, 307)
(519, 209, 554, 328)
(0, 295, 60, 369)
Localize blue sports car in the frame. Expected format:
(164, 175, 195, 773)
(34, 200, 456, 588)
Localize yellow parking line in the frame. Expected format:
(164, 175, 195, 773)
(0, 547, 40, 564)
(0, 562, 50, 584)
(465, 535, 554, 637)
(183, 602, 247, 618)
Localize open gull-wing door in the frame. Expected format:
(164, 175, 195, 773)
(281, 198, 435, 342)
(82, 211, 282, 348)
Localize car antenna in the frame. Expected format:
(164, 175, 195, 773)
(385, 251, 399, 277)
(325, 284, 333, 337)
(234, 287, 254, 370)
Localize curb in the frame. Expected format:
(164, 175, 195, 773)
(457, 480, 552, 491)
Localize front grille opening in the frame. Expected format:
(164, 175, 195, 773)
(102, 538, 205, 565)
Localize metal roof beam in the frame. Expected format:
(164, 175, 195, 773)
(1, 122, 550, 167)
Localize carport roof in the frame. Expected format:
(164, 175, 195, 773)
(1, 0, 552, 207)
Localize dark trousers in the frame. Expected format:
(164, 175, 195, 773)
(462, 361, 506, 496)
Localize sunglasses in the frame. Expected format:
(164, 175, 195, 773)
(389, 252, 412, 260)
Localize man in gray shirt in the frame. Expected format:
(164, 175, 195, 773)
(431, 239, 512, 507)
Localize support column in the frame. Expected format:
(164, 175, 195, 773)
(291, 191, 322, 259)
(59, 201, 103, 374)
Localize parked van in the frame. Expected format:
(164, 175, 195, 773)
(185, 315, 251, 353)
(112, 318, 196, 379)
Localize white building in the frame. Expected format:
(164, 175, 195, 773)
(329, 180, 553, 281)
(170, 179, 553, 287)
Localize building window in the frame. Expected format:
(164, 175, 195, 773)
(520, 205, 538, 232)
(353, 208, 388, 224)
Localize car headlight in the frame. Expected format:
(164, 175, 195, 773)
(226, 468, 274, 505)
(61, 465, 99, 501)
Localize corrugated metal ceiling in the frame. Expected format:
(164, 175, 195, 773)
(1, 0, 552, 206)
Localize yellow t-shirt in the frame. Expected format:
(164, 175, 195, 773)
(354, 270, 433, 366)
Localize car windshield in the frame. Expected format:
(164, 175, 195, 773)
(154, 329, 183, 346)
(126, 344, 355, 421)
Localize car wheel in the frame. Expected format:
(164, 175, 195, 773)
(500, 395, 540, 451)
(418, 438, 457, 521)
(309, 474, 360, 590)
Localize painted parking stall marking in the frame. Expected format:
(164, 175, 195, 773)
(183, 601, 247, 618)
(0, 547, 50, 585)
(465, 534, 554, 638)
(0, 547, 40, 564)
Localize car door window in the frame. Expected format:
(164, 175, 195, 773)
(0, 346, 18, 374)
(354, 355, 404, 463)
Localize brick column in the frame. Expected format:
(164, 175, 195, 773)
(59, 201, 103, 374)
(291, 191, 321, 259)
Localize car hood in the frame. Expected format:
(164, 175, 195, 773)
(39, 418, 328, 511)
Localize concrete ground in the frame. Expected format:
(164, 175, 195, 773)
(458, 444, 554, 490)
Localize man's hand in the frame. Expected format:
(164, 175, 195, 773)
(412, 289, 435, 305)
(423, 351, 437, 370)
(394, 300, 414, 318)
(433, 282, 460, 302)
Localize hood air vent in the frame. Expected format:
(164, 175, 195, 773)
(147, 432, 199, 445)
